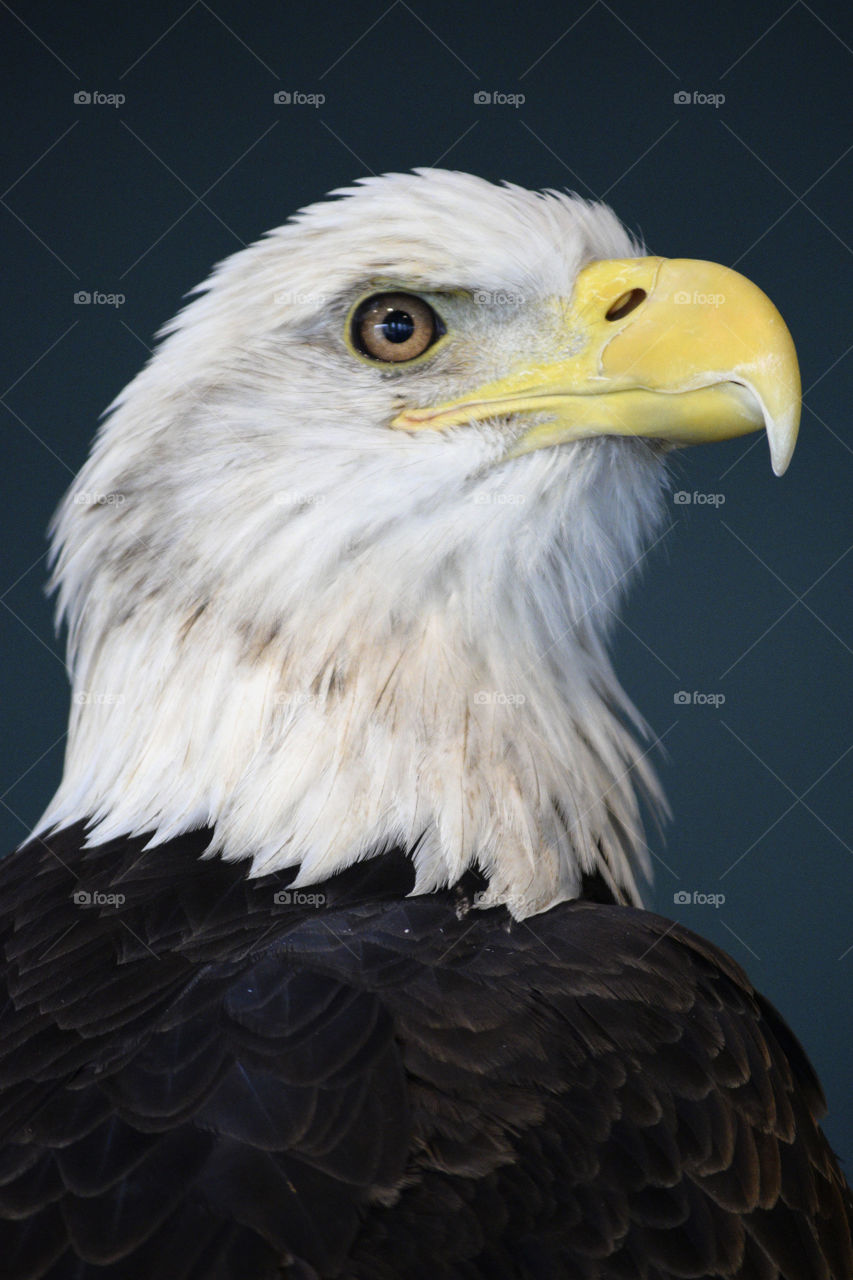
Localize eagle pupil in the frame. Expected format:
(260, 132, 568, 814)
(382, 310, 415, 343)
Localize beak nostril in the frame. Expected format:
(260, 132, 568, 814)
(605, 288, 647, 321)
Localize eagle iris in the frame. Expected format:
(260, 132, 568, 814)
(352, 292, 443, 363)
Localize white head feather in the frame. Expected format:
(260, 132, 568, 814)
(36, 169, 670, 917)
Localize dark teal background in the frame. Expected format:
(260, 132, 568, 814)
(2, 0, 851, 1164)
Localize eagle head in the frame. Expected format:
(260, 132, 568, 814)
(38, 170, 800, 917)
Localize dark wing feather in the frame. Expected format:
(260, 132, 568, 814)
(0, 823, 850, 1279)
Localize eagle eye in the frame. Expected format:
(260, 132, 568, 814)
(351, 292, 444, 363)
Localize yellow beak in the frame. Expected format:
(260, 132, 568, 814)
(391, 258, 800, 476)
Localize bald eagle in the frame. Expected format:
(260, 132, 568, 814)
(1, 170, 849, 1280)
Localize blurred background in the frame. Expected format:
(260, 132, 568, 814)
(2, 0, 851, 1163)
